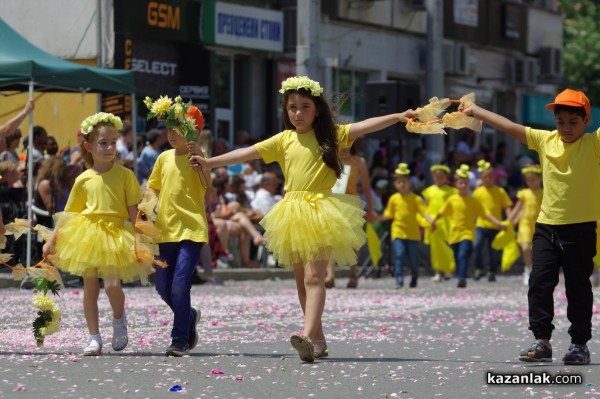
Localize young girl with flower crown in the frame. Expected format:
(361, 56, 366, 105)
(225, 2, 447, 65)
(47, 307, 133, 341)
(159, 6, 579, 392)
(43, 112, 155, 356)
(189, 76, 416, 362)
(507, 164, 543, 286)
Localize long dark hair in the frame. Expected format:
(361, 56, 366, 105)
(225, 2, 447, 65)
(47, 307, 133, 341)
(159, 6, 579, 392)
(281, 89, 343, 177)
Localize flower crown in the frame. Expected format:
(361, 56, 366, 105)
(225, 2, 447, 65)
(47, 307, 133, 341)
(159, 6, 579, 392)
(430, 164, 450, 174)
(521, 164, 542, 175)
(279, 76, 324, 97)
(477, 159, 492, 173)
(144, 95, 199, 141)
(455, 164, 470, 179)
(394, 163, 411, 176)
(80, 112, 123, 136)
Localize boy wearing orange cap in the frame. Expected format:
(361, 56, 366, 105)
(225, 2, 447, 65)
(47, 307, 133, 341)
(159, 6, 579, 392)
(147, 105, 211, 356)
(461, 88, 595, 365)
(379, 163, 429, 288)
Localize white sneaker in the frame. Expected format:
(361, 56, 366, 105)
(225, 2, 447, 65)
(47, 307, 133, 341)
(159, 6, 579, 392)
(83, 339, 102, 356)
(523, 268, 531, 286)
(431, 274, 442, 282)
(112, 316, 128, 351)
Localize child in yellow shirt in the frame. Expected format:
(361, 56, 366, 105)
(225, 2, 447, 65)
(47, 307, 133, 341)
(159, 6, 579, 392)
(472, 161, 512, 282)
(421, 164, 457, 282)
(380, 163, 428, 288)
(431, 165, 505, 288)
(507, 164, 543, 286)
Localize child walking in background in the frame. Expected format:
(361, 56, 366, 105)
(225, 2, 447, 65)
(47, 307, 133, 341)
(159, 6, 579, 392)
(380, 163, 428, 289)
(43, 112, 155, 356)
(462, 88, 596, 365)
(421, 164, 457, 282)
(430, 165, 506, 288)
(507, 164, 543, 286)
(189, 76, 416, 362)
(147, 105, 211, 357)
(472, 160, 512, 282)
(324, 144, 378, 289)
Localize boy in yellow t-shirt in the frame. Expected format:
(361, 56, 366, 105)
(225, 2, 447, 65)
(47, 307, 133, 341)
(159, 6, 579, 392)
(147, 106, 211, 357)
(461, 88, 596, 365)
(380, 163, 428, 288)
(472, 160, 512, 282)
(431, 165, 505, 288)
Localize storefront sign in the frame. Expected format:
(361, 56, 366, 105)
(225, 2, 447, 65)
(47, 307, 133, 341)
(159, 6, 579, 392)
(202, 0, 283, 52)
(121, 0, 201, 43)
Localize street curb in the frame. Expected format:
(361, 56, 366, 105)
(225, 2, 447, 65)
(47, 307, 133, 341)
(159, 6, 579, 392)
(0, 268, 353, 287)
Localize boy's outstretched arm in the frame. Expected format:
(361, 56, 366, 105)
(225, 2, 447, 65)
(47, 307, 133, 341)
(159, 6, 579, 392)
(189, 145, 261, 171)
(461, 104, 527, 145)
(349, 110, 418, 141)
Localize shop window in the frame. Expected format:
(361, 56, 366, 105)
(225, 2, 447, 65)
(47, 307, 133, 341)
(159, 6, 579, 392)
(216, 56, 231, 108)
(332, 68, 367, 120)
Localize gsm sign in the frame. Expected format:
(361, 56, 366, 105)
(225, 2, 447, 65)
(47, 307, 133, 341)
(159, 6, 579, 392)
(147, 2, 180, 30)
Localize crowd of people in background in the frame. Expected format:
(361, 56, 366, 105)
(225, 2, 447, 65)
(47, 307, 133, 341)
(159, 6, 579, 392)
(1, 101, 599, 289)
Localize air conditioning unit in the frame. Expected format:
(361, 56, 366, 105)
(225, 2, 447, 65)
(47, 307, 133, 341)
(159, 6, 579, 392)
(509, 57, 538, 86)
(405, 0, 426, 11)
(443, 42, 472, 76)
(539, 46, 562, 77)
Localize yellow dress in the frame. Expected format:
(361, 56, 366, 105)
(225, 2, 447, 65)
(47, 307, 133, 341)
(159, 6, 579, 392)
(516, 187, 543, 245)
(54, 164, 155, 285)
(254, 125, 366, 267)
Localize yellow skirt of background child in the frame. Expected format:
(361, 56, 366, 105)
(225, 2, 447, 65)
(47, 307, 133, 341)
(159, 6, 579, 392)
(54, 212, 156, 285)
(260, 190, 366, 268)
(517, 219, 535, 245)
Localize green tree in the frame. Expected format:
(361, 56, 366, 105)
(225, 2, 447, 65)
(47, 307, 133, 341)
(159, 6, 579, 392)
(558, 0, 600, 104)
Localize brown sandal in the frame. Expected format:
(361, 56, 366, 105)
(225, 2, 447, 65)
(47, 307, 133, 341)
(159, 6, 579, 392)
(324, 277, 335, 288)
(313, 339, 328, 359)
(290, 334, 315, 362)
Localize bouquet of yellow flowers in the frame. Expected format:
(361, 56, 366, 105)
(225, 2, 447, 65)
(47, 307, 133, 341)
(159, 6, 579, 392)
(144, 95, 199, 141)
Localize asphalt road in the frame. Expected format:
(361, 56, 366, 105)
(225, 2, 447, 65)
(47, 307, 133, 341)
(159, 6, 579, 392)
(0, 274, 598, 399)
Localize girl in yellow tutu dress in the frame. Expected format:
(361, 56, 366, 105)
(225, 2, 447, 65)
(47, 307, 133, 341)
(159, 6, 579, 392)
(507, 164, 543, 285)
(189, 76, 416, 362)
(421, 164, 457, 282)
(43, 112, 155, 356)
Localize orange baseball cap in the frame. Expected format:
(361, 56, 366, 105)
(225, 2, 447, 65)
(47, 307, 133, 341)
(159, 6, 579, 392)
(187, 105, 204, 131)
(545, 88, 590, 115)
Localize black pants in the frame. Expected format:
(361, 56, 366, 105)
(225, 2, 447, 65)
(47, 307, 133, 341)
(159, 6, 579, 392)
(529, 222, 595, 345)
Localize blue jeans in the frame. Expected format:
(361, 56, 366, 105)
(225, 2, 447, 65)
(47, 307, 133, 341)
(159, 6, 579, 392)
(474, 227, 500, 274)
(392, 238, 419, 286)
(155, 241, 203, 342)
(451, 240, 472, 280)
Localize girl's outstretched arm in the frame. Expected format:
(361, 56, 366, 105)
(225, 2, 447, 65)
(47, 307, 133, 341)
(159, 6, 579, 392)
(190, 146, 261, 171)
(349, 110, 417, 141)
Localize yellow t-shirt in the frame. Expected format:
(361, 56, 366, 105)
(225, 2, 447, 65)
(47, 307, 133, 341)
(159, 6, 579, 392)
(383, 192, 427, 240)
(516, 188, 543, 226)
(254, 125, 353, 192)
(473, 185, 512, 229)
(65, 163, 141, 220)
(147, 149, 208, 244)
(526, 127, 600, 224)
(439, 194, 489, 244)
(421, 184, 458, 216)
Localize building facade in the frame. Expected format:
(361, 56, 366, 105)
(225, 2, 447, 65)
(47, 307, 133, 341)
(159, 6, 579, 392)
(0, 0, 568, 165)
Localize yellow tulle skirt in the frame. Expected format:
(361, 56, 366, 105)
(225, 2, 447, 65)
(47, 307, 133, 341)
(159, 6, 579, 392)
(259, 190, 366, 267)
(54, 213, 156, 285)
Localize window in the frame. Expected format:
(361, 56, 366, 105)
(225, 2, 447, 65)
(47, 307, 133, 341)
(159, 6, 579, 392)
(332, 68, 368, 120)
